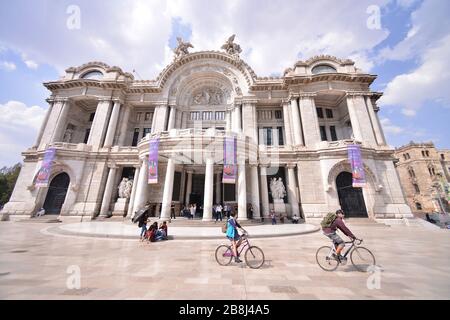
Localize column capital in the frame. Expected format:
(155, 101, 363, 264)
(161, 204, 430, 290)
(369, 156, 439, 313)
(242, 98, 258, 105)
(98, 97, 113, 103)
(288, 93, 299, 100)
(154, 101, 168, 107)
(48, 97, 69, 103)
(281, 98, 290, 105)
(345, 91, 372, 97)
(112, 98, 123, 105)
(185, 170, 194, 174)
(249, 163, 259, 168)
(298, 92, 317, 99)
(286, 163, 297, 169)
(108, 163, 118, 170)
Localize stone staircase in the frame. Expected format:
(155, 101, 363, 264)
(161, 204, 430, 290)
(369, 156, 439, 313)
(19, 215, 62, 223)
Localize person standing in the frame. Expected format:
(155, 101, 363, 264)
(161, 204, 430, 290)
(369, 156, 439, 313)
(215, 203, 223, 222)
(270, 209, 277, 225)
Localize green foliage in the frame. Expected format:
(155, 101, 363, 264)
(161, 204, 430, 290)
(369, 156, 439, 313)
(0, 163, 22, 206)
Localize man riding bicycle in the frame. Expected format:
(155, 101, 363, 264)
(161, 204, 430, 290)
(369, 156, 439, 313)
(226, 211, 246, 263)
(322, 209, 357, 262)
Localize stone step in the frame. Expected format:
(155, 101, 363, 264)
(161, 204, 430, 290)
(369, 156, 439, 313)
(19, 216, 62, 223)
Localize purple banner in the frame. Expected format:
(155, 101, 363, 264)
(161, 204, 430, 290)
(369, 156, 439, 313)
(348, 144, 366, 188)
(35, 148, 56, 187)
(148, 138, 159, 184)
(222, 137, 237, 184)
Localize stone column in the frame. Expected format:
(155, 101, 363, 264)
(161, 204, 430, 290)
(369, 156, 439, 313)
(185, 170, 193, 205)
(233, 105, 242, 133)
(282, 100, 293, 146)
(87, 99, 112, 147)
(39, 98, 68, 149)
(100, 166, 117, 217)
(33, 99, 54, 148)
(103, 100, 121, 147)
(50, 99, 71, 143)
(242, 100, 258, 143)
(127, 165, 140, 218)
(167, 106, 176, 130)
(299, 94, 320, 147)
(289, 97, 304, 145)
(151, 104, 168, 133)
(365, 96, 386, 145)
(132, 157, 148, 215)
(225, 110, 232, 131)
(203, 157, 214, 221)
(250, 164, 261, 219)
(237, 162, 247, 220)
(260, 165, 270, 218)
(161, 158, 175, 221)
(287, 164, 300, 217)
(118, 105, 131, 146)
(349, 94, 377, 145)
(346, 94, 363, 142)
(215, 172, 221, 204)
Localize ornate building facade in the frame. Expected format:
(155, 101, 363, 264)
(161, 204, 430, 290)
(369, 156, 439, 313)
(394, 142, 450, 214)
(2, 37, 412, 221)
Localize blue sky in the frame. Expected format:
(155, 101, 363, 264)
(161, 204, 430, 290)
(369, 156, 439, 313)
(0, 0, 449, 167)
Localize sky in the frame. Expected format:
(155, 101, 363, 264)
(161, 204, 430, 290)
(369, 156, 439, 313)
(0, 0, 449, 167)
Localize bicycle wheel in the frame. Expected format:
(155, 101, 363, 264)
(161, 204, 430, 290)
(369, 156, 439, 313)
(244, 246, 265, 269)
(215, 245, 233, 266)
(350, 246, 376, 272)
(316, 246, 339, 271)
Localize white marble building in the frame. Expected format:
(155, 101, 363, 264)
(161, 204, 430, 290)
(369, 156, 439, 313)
(2, 37, 412, 222)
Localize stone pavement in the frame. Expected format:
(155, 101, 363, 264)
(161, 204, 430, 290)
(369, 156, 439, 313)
(0, 219, 449, 300)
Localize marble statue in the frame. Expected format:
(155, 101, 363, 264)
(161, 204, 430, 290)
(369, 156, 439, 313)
(221, 34, 242, 56)
(174, 37, 193, 59)
(124, 178, 133, 199)
(270, 177, 286, 200)
(118, 178, 128, 198)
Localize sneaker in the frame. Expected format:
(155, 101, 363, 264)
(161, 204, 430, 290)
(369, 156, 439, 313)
(338, 255, 347, 263)
(235, 257, 243, 263)
(331, 253, 339, 261)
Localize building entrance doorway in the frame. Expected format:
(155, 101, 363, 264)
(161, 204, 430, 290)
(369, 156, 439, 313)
(43, 172, 70, 214)
(336, 172, 368, 218)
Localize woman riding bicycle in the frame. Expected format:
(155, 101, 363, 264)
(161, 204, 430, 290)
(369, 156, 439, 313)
(226, 211, 246, 263)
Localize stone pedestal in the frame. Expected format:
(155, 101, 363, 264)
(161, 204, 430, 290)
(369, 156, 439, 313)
(273, 199, 286, 214)
(113, 198, 129, 216)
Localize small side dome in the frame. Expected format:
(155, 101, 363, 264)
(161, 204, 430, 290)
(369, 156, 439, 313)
(81, 70, 104, 80)
(311, 64, 337, 75)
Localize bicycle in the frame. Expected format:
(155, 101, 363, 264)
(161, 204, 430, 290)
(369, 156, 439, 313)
(316, 238, 375, 272)
(215, 231, 265, 269)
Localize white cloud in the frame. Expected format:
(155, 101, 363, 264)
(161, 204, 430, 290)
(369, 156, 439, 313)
(0, 61, 16, 71)
(396, 0, 420, 9)
(0, 0, 390, 78)
(380, 34, 450, 111)
(401, 108, 416, 117)
(380, 118, 404, 134)
(21, 54, 39, 69)
(0, 101, 46, 167)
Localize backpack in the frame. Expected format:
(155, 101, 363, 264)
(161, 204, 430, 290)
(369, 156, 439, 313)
(320, 212, 337, 228)
(221, 221, 228, 233)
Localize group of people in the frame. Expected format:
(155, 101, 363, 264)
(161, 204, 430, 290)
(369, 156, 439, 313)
(269, 209, 301, 225)
(137, 213, 168, 242)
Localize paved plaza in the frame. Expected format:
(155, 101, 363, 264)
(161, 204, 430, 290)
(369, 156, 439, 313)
(0, 219, 449, 300)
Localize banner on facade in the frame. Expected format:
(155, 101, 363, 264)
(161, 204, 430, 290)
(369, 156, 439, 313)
(222, 136, 237, 184)
(148, 138, 159, 184)
(348, 144, 366, 188)
(35, 148, 56, 187)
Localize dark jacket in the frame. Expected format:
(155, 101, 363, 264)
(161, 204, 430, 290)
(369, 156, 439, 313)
(323, 217, 356, 239)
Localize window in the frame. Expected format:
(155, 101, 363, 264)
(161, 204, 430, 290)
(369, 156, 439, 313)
(89, 112, 95, 122)
(441, 154, 445, 160)
(330, 126, 338, 141)
(415, 202, 422, 210)
(429, 167, 436, 176)
(145, 112, 153, 121)
(311, 64, 337, 74)
(136, 112, 142, 122)
(258, 110, 272, 120)
(263, 127, 273, 146)
(277, 127, 284, 145)
(131, 128, 140, 146)
(83, 128, 90, 144)
(406, 153, 410, 159)
(426, 151, 430, 157)
(202, 111, 213, 120)
(216, 127, 225, 131)
(274, 110, 283, 119)
(408, 168, 416, 178)
(320, 126, 327, 141)
(142, 128, 151, 138)
(403, 154, 407, 161)
(190, 112, 200, 120)
(326, 109, 333, 118)
(215, 111, 225, 120)
(316, 107, 324, 119)
(413, 184, 420, 194)
(81, 70, 103, 80)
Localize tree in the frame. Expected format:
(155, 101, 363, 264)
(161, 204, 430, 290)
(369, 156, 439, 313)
(0, 163, 22, 207)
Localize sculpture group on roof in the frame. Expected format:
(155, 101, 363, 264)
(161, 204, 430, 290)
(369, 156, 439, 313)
(172, 35, 242, 59)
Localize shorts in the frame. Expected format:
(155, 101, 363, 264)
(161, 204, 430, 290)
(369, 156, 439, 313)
(324, 232, 344, 246)
(227, 234, 240, 241)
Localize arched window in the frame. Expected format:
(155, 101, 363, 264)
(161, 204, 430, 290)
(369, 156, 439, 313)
(81, 70, 103, 80)
(415, 202, 422, 210)
(408, 168, 416, 178)
(311, 64, 337, 75)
